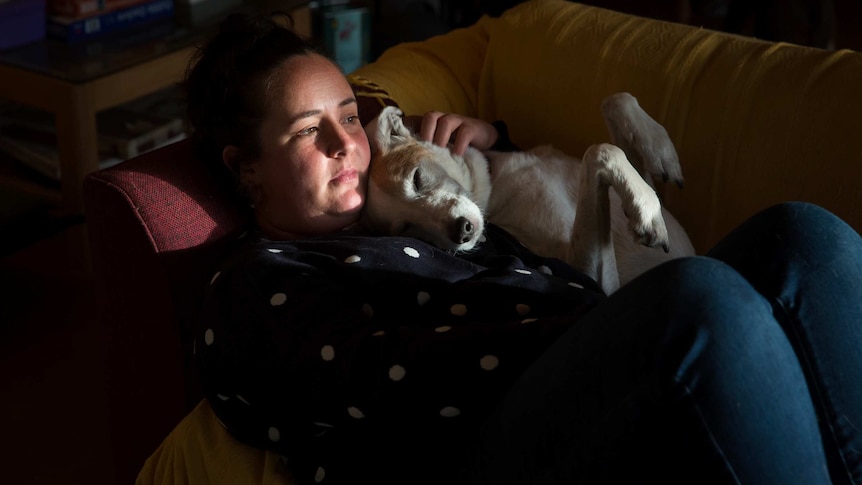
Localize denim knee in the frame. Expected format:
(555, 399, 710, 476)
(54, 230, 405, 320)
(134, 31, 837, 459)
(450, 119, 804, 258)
(709, 201, 862, 268)
(643, 256, 791, 386)
(643, 256, 832, 484)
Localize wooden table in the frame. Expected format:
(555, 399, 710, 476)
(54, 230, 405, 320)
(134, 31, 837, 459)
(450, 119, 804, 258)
(0, 2, 311, 215)
(0, 47, 194, 214)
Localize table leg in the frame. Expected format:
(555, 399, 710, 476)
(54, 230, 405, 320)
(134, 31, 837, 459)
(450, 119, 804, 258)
(55, 88, 99, 216)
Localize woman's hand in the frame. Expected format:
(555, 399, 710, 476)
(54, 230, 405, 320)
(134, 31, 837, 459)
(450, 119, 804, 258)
(404, 111, 499, 156)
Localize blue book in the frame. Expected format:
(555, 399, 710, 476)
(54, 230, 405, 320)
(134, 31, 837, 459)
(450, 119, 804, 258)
(47, 0, 174, 42)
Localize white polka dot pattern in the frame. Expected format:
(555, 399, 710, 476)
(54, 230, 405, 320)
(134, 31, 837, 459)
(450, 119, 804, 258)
(480, 355, 499, 371)
(389, 365, 406, 381)
(197, 225, 605, 485)
(321, 345, 335, 361)
(439, 406, 461, 417)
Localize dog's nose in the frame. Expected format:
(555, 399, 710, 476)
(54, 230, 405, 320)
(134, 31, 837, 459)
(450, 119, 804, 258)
(451, 217, 475, 244)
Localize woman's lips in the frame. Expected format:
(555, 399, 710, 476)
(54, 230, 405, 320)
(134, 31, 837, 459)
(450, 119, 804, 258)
(331, 168, 358, 185)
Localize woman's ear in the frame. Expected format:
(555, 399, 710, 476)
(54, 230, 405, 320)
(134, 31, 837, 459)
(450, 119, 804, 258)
(224, 145, 262, 206)
(223, 144, 259, 182)
(222, 145, 241, 177)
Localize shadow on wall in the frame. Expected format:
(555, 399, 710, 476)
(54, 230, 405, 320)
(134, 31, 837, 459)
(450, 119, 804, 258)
(371, 0, 841, 57)
(575, 0, 837, 50)
(370, 0, 529, 59)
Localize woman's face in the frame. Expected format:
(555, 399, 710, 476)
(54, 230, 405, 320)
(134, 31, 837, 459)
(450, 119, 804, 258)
(236, 53, 371, 239)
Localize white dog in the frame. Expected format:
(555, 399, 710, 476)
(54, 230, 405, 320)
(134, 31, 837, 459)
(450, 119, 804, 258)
(361, 94, 694, 294)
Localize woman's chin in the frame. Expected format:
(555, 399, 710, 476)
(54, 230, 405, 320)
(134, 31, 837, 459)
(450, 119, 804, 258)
(339, 191, 365, 215)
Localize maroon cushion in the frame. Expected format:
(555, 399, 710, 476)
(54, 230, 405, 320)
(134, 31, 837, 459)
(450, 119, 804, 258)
(83, 139, 250, 482)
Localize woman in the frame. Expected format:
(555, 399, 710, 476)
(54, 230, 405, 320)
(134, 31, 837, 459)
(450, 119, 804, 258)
(186, 13, 862, 485)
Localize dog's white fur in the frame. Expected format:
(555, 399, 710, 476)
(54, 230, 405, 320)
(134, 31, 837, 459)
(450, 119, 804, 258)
(361, 93, 694, 293)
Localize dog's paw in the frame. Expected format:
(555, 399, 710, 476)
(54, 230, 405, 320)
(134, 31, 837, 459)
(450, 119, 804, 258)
(602, 93, 684, 188)
(625, 191, 670, 252)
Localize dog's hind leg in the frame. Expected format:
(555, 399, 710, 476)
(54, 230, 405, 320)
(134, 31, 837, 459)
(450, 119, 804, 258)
(601, 92, 684, 189)
(568, 143, 669, 294)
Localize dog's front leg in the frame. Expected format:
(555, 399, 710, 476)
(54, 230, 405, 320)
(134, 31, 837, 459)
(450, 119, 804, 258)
(568, 148, 620, 295)
(568, 144, 669, 294)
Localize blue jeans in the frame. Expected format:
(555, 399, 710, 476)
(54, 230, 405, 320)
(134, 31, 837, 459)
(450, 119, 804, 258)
(468, 203, 862, 484)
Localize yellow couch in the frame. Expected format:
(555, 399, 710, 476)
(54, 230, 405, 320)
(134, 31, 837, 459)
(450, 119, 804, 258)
(137, 1, 862, 482)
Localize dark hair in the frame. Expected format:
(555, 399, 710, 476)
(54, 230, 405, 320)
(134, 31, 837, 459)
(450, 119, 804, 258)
(182, 12, 327, 203)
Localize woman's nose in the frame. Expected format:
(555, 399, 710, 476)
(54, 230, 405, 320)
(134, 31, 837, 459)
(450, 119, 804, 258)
(325, 122, 356, 157)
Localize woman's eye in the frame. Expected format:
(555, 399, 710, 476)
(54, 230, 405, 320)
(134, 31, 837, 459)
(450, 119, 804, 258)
(297, 127, 318, 136)
(344, 115, 359, 124)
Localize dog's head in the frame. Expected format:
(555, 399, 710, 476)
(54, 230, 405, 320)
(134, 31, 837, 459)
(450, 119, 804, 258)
(361, 106, 489, 252)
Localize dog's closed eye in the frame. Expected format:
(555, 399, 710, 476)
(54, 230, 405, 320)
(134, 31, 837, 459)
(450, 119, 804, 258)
(412, 168, 425, 192)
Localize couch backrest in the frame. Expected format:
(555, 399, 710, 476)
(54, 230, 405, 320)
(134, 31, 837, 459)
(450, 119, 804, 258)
(355, 0, 862, 253)
(83, 138, 249, 480)
(479, 1, 862, 252)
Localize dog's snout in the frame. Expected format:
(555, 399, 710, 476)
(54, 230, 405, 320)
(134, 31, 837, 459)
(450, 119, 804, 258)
(451, 217, 475, 244)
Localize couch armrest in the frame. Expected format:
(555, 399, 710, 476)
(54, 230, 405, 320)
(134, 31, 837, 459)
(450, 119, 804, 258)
(84, 169, 192, 483)
(84, 139, 249, 482)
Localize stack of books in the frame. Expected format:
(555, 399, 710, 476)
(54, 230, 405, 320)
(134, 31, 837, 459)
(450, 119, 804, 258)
(46, 0, 175, 42)
(0, 87, 186, 180)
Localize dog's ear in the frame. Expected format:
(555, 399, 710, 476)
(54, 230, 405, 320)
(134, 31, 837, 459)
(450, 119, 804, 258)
(366, 106, 412, 155)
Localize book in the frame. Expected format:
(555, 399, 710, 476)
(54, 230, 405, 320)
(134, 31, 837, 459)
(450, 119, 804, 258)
(47, 0, 149, 19)
(47, 0, 174, 42)
(97, 107, 184, 160)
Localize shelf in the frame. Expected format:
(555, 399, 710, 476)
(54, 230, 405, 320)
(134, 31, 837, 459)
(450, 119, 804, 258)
(0, 149, 61, 207)
(0, 1, 312, 215)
